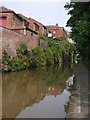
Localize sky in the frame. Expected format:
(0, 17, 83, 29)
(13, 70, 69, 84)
(0, 0, 71, 31)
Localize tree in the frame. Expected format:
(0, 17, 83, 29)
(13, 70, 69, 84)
(64, 2, 90, 63)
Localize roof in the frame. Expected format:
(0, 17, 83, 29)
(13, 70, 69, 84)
(47, 25, 67, 32)
(46, 25, 59, 29)
(18, 14, 48, 32)
(18, 14, 40, 25)
(18, 14, 30, 23)
(0, 6, 28, 22)
(17, 14, 29, 24)
(0, 6, 13, 13)
(29, 17, 47, 29)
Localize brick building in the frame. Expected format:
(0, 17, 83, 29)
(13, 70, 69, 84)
(0, 6, 30, 35)
(47, 23, 67, 38)
(0, 6, 40, 56)
(0, 6, 48, 56)
(18, 14, 48, 36)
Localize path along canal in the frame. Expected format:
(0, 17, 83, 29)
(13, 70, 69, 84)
(2, 62, 88, 118)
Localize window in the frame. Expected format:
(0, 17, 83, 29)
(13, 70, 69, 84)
(22, 20, 28, 27)
(34, 23, 39, 31)
(0, 16, 7, 19)
(31, 33, 33, 39)
(43, 26, 47, 35)
(0, 16, 7, 27)
(24, 29, 26, 35)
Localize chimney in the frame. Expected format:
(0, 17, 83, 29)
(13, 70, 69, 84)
(56, 23, 58, 26)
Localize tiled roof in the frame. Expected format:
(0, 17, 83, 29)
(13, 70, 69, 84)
(18, 14, 30, 22)
(0, 6, 12, 13)
(18, 14, 47, 29)
(47, 26, 59, 30)
(0, 7, 27, 22)
(47, 25, 65, 31)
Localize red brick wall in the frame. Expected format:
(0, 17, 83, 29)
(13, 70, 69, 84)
(47, 26, 67, 38)
(1, 26, 39, 56)
(0, 27, 2, 59)
(0, 12, 24, 29)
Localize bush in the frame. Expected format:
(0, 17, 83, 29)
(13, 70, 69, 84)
(2, 50, 11, 71)
(9, 58, 26, 71)
(31, 47, 46, 67)
(16, 44, 28, 55)
(50, 46, 62, 64)
(44, 48, 54, 65)
(2, 50, 11, 63)
(2, 38, 75, 72)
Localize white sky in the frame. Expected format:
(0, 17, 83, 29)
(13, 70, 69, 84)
(0, 0, 71, 31)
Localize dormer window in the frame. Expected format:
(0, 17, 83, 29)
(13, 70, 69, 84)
(22, 20, 29, 27)
(22, 20, 26, 26)
(22, 20, 25, 26)
(43, 26, 47, 35)
(34, 23, 39, 31)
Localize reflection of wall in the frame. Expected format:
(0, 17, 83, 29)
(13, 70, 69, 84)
(2, 65, 74, 118)
(2, 72, 48, 118)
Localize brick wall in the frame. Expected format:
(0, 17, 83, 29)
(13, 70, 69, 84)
(1, 26, 39, 56)
(47, 25, 67, 38)
(0, 27, 2, 59)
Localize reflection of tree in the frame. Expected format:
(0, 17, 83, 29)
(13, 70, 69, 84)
(2, 64, 74, 118)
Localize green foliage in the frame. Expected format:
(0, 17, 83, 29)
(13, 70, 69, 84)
(2, 50, 11, 63)
(16, 44, 28, 55)
(60, 37, 75, 63)
(60, 37, 75, 53)
(2, 48, 27, 71)
(2, 36, 75, 71)
(31, 47, 46, 67)
(2, 50, 11, 71)
(44, 47, 54, 65)
(16, 44, 30, 67)
(9, 58, 26, 71)
(39, 34, 51, 42)
(64, 2, 90, 65)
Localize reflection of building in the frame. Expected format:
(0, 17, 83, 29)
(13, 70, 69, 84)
(48, 85, 64, 97)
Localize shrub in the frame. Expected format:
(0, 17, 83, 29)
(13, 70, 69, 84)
(16, 44, 28, 55)
(2, 50, 11, 71)
(44, 48, 54, 65)
(2, 37, 75, 72)
(31, 47, 46, 67)
(9, 58, 26, 71)
(50, 46, 62, 64)
(2, 50, 11, 63)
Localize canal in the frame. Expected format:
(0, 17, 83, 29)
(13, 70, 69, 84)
(2, 64, 75, 118)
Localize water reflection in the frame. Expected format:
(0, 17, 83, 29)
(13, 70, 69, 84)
(2, 65, 74, 118)
(16, 89, 70, 118)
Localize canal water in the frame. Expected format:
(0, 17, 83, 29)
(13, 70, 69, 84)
(2, 64, 75, 118)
